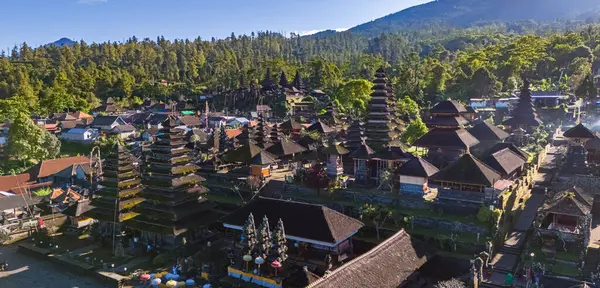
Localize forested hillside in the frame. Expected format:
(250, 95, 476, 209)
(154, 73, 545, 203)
(350, 0, 600, 37)
(0, 24, 599, 121)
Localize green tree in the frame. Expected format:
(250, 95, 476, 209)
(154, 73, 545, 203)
(396, 96, 420, 120)
(335, 79, 373, 115)
(393, 53, 425, 103)
(43, 132, 61, 159)
(359, 203, 392, 240)
(402, 118, 429, 145)
(6, 115, 48, 166)
(307, 58, 342, 91)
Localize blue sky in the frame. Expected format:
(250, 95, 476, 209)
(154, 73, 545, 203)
(0, 0, 428, 49)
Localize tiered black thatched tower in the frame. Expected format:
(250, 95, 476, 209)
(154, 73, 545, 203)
(365, 68, 400, 150)
(89, 143, 143, 223)
(133, 116, 211, 248)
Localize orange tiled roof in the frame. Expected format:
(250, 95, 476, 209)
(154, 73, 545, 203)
(225, 129, 243, 139)
(28, 156, 90, 180)
(0, 173, 34, 193)
(70, 111, 94, 119)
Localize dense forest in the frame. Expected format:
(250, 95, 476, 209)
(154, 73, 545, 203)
(1, 24, 599, 118)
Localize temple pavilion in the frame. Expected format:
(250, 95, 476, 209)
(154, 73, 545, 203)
(413, 100, 479, 167)
(350, 141, 376, 183)
(322, 101, 343, 129)
(562, 123, 596, 176)
(468, 120, 510, 155)
(254, 114, 273, 148)
(279, 119, 304, 136)
(307, 120, 334, 135)
(131, 116, 213, 249)
(429, 153, 509, 206)
(502, 78, 542, 133)
(397, 157, 439, 196)
(87, 143, 143, 231)
(364, 68, 401, 151)
(344, 120, 365, 153)
(222, 197, 364, 268)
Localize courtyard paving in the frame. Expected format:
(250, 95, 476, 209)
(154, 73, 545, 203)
(0, 244, 104, 288)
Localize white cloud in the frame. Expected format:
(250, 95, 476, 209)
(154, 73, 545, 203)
(77, 0, 107, 4)
(297, 27, 349, 36)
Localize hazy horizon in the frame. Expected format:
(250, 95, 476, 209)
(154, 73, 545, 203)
(0, 0, 429, 49)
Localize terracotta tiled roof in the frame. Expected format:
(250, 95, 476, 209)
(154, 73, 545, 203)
(225, 129, 243, 139)
(0, 173, 34, 193)
(308, 229, 431, 288)
(70, 111, 94, 119)
(27, 156, 90, 180)
(177, 115, 202, 127)
(51, 188, 82, 204)
(44, 123, 59, 130)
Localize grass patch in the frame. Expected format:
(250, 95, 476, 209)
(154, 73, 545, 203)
(551, 262, 579, 278)
(556, 250, 580, 262)
(60, 140, 93, 157)
(406, 146, 427, 157)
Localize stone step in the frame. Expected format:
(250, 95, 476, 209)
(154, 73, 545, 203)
(493, 267, 514, 274)
(480, 282, 506, 288)
(499, 246, 521, 255)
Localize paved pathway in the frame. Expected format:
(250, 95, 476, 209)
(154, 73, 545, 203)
(0, 244, 104, 288)
(482, 142, 564, 287)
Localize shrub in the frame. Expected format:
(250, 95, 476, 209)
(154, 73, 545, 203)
(152, 254, 168, 266)
(477, 206, 492, 223)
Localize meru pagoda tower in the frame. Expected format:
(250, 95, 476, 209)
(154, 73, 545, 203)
(502, 78, 541, 132)
(88, 143, 143, 226)
(133, 116, 212, 248)
(365, 68, 401, 150)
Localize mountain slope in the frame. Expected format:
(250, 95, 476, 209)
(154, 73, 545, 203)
(46, 38, 76, 47)
(349, 0, 600, 36)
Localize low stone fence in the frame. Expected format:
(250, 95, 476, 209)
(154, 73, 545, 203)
(413, 217, 488, 236)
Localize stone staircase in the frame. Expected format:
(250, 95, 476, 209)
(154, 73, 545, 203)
(583, 248, 600, 280)
(480, 282, 507, 288)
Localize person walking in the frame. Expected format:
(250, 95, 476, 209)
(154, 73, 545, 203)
(505, 272, 514, 287)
